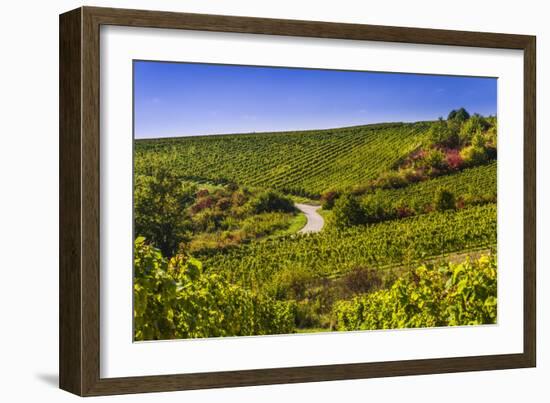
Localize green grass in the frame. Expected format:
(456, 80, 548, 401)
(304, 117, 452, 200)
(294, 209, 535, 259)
(135, 121, 431, 197)
(281, 213, 308, 235)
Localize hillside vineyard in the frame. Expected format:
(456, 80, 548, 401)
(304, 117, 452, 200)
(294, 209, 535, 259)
(134, 113, 499, 340)
(135, 122, 430, 198)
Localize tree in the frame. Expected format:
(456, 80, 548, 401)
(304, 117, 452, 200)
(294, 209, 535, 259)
(434, 188, 456, 211)
(428, 118, 459, 148)
(447, 107, 470, 123)
(332, 194, 365, 228)
(460, 145, 487, 167)
(134, 168, 196, 256)
(459, 113, 490, 145)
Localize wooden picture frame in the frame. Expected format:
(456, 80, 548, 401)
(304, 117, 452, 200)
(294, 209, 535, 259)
(59, 6, 536, 396)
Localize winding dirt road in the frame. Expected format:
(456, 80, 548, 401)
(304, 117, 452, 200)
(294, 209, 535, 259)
(295, 203, 324, 234)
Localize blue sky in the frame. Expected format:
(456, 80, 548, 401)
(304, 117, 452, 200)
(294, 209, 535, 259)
(134, 61, 497, 139)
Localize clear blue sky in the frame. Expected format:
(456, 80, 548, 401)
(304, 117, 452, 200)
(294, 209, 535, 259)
(134, 61, 497, 139)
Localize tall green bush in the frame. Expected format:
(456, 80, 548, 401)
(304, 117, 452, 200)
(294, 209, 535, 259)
(332, 194, 365, 228)
(251, 191, 295, 214)
(434, 187, 456, 211)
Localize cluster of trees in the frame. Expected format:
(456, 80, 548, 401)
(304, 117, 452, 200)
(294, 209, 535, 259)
(329, 187, 459, 228)
(134, 168, 296, 256)
(360, 109, 496, 191)
(427, 108, 497, 166)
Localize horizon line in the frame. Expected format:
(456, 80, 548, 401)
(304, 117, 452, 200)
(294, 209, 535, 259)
(135, 113, 496, 141)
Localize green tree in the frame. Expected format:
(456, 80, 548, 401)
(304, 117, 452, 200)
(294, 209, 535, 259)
(134, 168, 196, 256)
(459, 113, 490, 145)
(447, 107, 470, 123)
(332, 194, 365, 228)
(428, 118, 459, 148)
(251, 190, 295, 213)
(460, 145, 487, 167)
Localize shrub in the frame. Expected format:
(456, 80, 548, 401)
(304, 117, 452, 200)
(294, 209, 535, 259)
(395, 203, 415, 218)
(342, 266, 383, 295)
(191, 209, 223, 232)
(251, 191, 295, 214)
(460, 145, 487, 167)
(445, 149, 463, 170)
(196, 188, 210, 198)
(332, 194, 365, 228)
(375, 170, 408, 189)
(215, 197, 232, 211)
(485, 136, 497, 160)
(190, 196, 215, 214)
(423, 148, 446, 170)
(434, 187, 456, 211)
(231, 190, 248, 207)
(361, 197, 391, 224)
(401, 167, 424, 183)
(267, 265, 316, 300)
(225, 182, 239, 192)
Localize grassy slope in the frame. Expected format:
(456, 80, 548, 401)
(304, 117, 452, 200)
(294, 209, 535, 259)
(135, 122, 431, 197)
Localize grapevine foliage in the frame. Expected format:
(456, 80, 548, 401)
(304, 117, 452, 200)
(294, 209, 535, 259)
(134, 237, 296, 340)
(333, 254, 497, 331)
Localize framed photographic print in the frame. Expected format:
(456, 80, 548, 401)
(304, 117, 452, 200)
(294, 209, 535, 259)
(59, 6, 536, 396)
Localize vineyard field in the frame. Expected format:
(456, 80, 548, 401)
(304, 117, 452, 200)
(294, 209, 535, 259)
(359, 161, 497, 210)
(135, 122, 431, 197)
(204, 203, 497, 289)
(133, 102, 498, 338)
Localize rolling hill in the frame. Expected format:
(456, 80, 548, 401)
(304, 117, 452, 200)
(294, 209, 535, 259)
(135, 122, 432, 197)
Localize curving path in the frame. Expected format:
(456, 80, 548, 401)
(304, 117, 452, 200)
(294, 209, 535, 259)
(295, 203, 324, 234)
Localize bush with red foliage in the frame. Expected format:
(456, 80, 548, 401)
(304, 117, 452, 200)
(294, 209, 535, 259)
(445, 149, 464, 170)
